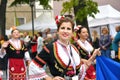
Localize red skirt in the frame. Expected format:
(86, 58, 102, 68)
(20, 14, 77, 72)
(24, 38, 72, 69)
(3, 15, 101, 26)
(85, 65, 96, 80)
(9, 58, 26, 80)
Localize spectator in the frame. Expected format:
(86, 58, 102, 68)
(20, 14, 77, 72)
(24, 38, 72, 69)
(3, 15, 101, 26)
(44, 34, 53, 45)
(99, 27, 112, 58)
(23, 32, 31, 50)
(91, 30, 99, 49)
(37, 32, 44, 54)
(112, 25, 120, 62)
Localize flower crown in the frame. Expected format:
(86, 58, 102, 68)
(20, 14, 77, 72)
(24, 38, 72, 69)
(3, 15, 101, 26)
(74, 25, 81, 31)
(55, 15, 65, 24)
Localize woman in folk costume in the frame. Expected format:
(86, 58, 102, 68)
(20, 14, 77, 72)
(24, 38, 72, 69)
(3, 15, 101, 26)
(0, 29, 31, 80)
(28, 17, 101, 80)
(74, 26, 97, 80)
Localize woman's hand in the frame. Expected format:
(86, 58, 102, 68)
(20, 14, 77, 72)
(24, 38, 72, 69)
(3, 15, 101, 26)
(52, 76, 65, 80)
(102, 46, 106, 50)
(45, 76, 65, 80)
(86, 48, 101, 69)
(93, 48, 101, 57)
(1, 41, 9, 53)
(1, 41, 9, 48)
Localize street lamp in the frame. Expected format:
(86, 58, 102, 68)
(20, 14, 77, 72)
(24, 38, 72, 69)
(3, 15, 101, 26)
(29, 0, 35, 36)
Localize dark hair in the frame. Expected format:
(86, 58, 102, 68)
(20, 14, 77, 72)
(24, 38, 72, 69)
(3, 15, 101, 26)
(116, 25, 120, 32)
(57, 17, 75, 31)
(76, 26, 87, 39)
(37, 32, 42, 37)
(4, 35, 9, 41)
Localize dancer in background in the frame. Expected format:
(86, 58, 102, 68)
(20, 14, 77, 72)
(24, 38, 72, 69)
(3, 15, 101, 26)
(74, 26, 97, 80)
(30, 34, 38, 59)
(0, 29, 31, 80)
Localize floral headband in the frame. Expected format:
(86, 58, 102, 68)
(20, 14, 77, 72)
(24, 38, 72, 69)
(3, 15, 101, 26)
(55, 15, 65, 24)
(74, 25, 81, 31)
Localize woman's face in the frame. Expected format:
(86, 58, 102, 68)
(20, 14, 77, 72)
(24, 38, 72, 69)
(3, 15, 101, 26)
(79, 28, 88, 40)
(57, 22, 73, 43)
(115, 26, 119, 32)
(102, 28, 108, 34)
(12, 30, 20, 39)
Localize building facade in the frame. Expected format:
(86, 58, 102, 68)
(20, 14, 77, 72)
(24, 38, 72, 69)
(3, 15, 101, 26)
(6, 0, 33, 29)
(6, 0, 54, 30)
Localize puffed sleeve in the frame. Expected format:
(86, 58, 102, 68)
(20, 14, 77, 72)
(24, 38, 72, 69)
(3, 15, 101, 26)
(78, 64, 86, 80)
(0, 49, 6, 58)
(24, 51, 31, 60)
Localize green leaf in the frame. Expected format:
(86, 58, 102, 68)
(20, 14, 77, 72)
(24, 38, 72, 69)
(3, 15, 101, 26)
(61, 0, 99, 22)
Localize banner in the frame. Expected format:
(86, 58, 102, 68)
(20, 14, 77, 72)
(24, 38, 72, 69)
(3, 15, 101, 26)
(96, 56, 120, 80)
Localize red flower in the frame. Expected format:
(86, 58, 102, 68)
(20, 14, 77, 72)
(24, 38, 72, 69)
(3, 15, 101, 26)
(66, 70, 75, 76)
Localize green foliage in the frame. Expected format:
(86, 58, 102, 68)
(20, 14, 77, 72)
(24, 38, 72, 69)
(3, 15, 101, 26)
(38, 0, 52, 9)
(61, 0, 79, 15)
(10, 0, 52, 9)
(10, 0, 29, 6)
(10, 0, 99, 21)
(61, 0, 99, 22)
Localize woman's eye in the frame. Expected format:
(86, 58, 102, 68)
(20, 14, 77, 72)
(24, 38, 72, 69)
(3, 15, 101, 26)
(60, 26, 72, 30)
(67, 27, 71, 30)
(61, 27, 65, 29)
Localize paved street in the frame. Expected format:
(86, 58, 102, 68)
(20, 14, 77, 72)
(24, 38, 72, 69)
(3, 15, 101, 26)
(2, 70, 7, 80)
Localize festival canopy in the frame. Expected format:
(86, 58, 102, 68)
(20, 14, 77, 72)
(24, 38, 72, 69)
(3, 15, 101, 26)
(17, 12, 57, 31)
(87, 4, 120, 27)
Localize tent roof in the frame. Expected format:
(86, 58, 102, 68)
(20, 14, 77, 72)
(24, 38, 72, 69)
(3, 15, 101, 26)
(17, 12, 57, 31)
(88, 4, 120, 27)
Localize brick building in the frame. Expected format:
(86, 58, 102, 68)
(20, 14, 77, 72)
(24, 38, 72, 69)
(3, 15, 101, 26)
(6, 0, 33, 29)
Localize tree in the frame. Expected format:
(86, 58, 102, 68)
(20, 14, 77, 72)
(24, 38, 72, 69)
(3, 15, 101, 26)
(0, 0, 8, 37)
(61, 0, 99, 39)
(0, 0, 53, 37)
(10, 0, 52, 9)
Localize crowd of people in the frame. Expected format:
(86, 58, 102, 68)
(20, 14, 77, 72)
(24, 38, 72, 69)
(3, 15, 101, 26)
(0, 16, 120, 80)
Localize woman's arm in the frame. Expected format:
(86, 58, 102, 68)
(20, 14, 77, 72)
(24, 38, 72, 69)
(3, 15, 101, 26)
(0, 41, 9, 58)
(82, 48, 100, 70)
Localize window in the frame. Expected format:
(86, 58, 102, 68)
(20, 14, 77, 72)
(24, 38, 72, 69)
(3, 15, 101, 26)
(15, 18, 25, 26)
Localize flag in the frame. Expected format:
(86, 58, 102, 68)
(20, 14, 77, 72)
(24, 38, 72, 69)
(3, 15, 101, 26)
(96, 56, 120, 80)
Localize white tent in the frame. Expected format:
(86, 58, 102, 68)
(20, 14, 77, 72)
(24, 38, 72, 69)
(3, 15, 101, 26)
(17, 12, 57, 31)
(87, 4, 120, 37)
(88, 4, 120, 27)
